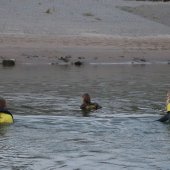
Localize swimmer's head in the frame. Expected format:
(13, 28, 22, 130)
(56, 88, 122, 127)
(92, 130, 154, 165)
(82, 93, 91, 104)
(0, 97, 6, 109)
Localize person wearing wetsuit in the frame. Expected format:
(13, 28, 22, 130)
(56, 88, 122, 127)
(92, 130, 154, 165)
(0, 97, 14, 121)
(158, 92, 170, 122)
(80, 93, 102, 112)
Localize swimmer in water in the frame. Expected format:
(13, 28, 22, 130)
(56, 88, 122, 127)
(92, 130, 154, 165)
(80, 93, 102, 112)
(158, 91, 170, 122)
(0, 97, 14, 123)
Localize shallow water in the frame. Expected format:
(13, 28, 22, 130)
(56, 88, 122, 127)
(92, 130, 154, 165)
(0, 64, 170, 170)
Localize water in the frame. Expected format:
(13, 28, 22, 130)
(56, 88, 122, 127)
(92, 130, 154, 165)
(0, 64, 170, 170)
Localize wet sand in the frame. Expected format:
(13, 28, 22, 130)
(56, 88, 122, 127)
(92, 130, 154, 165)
(0, 34, 170, 64)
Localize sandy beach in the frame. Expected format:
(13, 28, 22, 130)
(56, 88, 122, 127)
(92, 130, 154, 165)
(0, 0, 170, 64)
(0, 34, 170, 64)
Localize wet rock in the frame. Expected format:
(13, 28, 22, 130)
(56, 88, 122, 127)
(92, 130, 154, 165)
(58, 56, 70, 62)
(2, 59, 15, 67)
(51, 61, 70, 66)
(95, 17, 102, 21)
(140, 58, 146, 62)
(51, 62, 58, 65)
(46, 8, 52, 14)
(74, 61, 83, 66)
(132, 57, 146, 63)
(78, 56, 85, 60)
(65, 55, 72, 59)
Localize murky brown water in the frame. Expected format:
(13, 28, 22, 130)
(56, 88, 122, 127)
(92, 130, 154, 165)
(0, 63, 170, 170)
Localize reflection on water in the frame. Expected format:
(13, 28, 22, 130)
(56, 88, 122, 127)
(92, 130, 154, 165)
(0, 64, 170, 169)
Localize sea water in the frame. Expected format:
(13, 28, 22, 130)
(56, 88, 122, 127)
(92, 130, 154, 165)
(0, 64, 170, 170)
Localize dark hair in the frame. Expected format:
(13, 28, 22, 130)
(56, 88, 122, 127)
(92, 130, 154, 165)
(82, 93, 91, 104)
(0, 97, 6, 108)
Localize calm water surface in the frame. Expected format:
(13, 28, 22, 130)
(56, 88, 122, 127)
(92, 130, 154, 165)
(0, 64, 170, 170)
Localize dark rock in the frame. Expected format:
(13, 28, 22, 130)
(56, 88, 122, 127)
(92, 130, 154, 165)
(74, 61, 83, 66)
(65, 55, 72, 59)
(51, 62, 57, 65)
(58, 56, 69, 62)
(140, 58, 146, 62)
(132, 57, 146, 62)
(78, 56, 85, 60)
(46, 8, 52, 14)
(2, 59, 15, 67)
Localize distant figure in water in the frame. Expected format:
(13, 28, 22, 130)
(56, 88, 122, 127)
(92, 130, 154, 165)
(0, 97, 13, 122)
(80, 93, 102, 112)
(158, 92, 170, 122)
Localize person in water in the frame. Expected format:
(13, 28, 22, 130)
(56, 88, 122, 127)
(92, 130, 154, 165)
(0, 97, 14, 120)
(158, 92, 170, 122)
(80, 93, 102, 111)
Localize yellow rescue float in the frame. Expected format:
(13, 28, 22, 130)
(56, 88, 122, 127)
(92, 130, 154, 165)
(167, 103, 170, 112)
(0, 112, 14, 124)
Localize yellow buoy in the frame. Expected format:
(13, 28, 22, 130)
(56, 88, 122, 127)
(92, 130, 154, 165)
(167, 103, 170, 112)
(0, 112, 14, 124)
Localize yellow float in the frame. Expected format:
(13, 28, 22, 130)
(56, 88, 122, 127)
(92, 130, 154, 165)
(0, 112, 14, 124)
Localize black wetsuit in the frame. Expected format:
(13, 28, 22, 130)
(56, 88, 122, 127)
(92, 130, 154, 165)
(158, 112, 170, 122)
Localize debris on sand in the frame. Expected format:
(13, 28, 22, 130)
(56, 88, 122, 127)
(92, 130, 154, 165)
(131, 57, 148, 65)
(74, 61, 83, 66)
(58, 56, 72, 63)
(2, 59, 16, 67)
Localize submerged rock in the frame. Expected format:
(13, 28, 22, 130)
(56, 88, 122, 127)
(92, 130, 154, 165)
(2, 59, 15, 66)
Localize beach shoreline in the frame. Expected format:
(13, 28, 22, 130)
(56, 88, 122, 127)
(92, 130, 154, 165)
(0, 34, 170, 65)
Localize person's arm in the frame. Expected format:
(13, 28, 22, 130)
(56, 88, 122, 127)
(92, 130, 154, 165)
(95, 103, 102, 109)
(80, 104, 86, 110)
